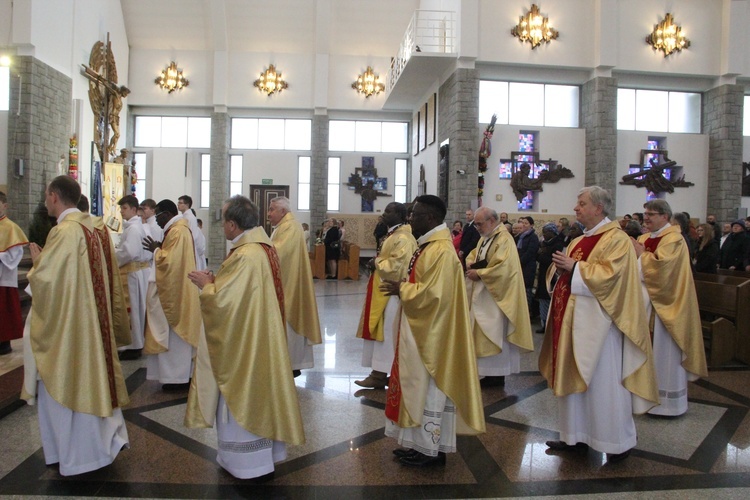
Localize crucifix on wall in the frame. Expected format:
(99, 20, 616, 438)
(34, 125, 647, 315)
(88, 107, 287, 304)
(621, 148, 693, 196)
(346, 157, 391, 212)
(81, 33, 130, 162)
(501, 151, 574, 203)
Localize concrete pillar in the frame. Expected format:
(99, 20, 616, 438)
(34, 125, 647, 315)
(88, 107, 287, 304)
(208, 111, 229, 265)
(310, 113, 329, 229)
(581, 76, 618, 200)
(702, 84, 744, 223)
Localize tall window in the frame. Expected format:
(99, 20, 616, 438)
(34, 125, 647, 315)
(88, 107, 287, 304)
(298, 157, 311, 211)
(229, 155, 243, 197)
(328, 121, 408, 152)
(394, 159, 408, 203)
(479, 81, 579, 127)
(743, 96, 750, 136)
(617, 89, 700, 133)
(133, 152, 147, 201)
(327, 158, 340, 211)
(230, 118, 312, 150)
(134, 116, 211, 148)
(0, 65, 9, 111)
(200, 154, 210, 208)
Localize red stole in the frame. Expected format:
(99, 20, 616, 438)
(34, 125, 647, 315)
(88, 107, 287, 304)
(361, 226, 402, 341)
(644, 235, 662, 253)
(80, 224, 119, 408)
(550, 232, 604, 387)
(385, 242, 428, 423)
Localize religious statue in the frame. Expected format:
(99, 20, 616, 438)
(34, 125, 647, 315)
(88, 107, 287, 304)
(509, 162, 574, 202)
(620, 153, 694, 194)
(82, 35, 130, 162)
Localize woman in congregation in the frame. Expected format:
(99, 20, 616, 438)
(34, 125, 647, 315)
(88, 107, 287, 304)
(694, 223, 719, 273)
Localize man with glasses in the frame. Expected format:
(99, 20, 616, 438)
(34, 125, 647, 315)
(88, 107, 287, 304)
(465, 207, 533, 388)
(540, 186, 658, 464)
(142, 199, 201, 391)
(633, 200, 707, 417)
(380, 195, 484, 468)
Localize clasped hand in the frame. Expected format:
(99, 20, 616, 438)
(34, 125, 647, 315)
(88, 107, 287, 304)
(379, 278, 405, 297)
(188, 270, 214, 290)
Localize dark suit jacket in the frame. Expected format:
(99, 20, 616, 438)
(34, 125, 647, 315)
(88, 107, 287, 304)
(459, 222, 480, 258)
(517, 229, 540, 287)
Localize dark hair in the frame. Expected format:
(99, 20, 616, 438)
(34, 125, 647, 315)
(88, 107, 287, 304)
(387, 202, 408, 222)
(178, 195, 193, 208)
(48, 175, 81, 207)
(0, 191, 6, 204)
(624, 220, 642, 239)
(118, 195, 139, 210)
(156, 199, 179, 217)
(77, 194, 90, 213)
(224, 195, 259, 230)
(671, 211, 689, 234)
(140, 198, 157, 210)
(520, 216, 534, 226)
(414, 195, 446, 222)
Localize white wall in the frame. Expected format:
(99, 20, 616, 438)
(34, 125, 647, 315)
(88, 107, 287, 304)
(616, 131, 709, 219)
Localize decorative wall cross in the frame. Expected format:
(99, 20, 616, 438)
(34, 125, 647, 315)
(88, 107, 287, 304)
(621, 149, 693, 194)
(501, 151, 574, 202)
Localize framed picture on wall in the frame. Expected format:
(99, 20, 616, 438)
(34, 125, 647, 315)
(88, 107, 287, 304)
(427, 93, 436, 145)
(419, 103, 427, 151)
(412, 111, 420, 156)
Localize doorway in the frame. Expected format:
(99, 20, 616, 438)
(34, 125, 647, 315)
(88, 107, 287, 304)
(249, 184, 290, 235)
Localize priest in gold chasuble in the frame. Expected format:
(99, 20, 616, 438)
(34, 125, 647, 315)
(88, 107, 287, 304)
(465, 207, 533, 388)
(186, 196, 304, 480)
(143, 199, 201, 389)
(268, 197, 322, 375)
(635, 200, 707, 417)
(380, 195, 485, 468)
(540, 186, 658, 464)
(355, 202, 417, 389)
(23, 175, 129, 476)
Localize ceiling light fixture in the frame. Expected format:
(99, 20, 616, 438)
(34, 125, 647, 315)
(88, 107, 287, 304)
(352, 66, 385, 98)
(511, 4, 558, 49)
(155, 61, 189, 93)
(253, 65, 288, 96)
(646, 13, 690, 57)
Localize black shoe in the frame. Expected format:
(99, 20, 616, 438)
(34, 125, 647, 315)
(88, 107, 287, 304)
(118, 349, 142, 360)
(606, 449, 631, 464)
(246, 471, 275, 483)
(545, 440, 589, 452)
(326, 275, 337, 280)
(162, 382, 190, 392)
(535, 327, 546, 334)
(0, 341, 12, 355)
(392, 448, 419, 459)
(399, 451, 446, 467)
(292, 370, 302, 378)
(480, 376, 505, 387)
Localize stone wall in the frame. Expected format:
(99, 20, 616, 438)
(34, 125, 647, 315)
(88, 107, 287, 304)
(310, 114, 329, 229)
(7, 56, 72, 232)
(207, 111, 229, 265)
(581, 77, 618, 200)
(438, 68, 480, 223)
(703, 84, 744, 223)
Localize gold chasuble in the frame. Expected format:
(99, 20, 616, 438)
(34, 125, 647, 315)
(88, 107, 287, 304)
(91, 216, 131, 348)
(144, 218, 201, 353)
(356, 224, 417, 341)
(466, 223, 533, 356)
(388, 227, 485, 435)
(24, 212, 129, 416)
(637, 226, 707, 377)
(0, 215, 28, 252)
(270, 212, 321, 345)
(539, 221, 658, 409)
(185, 227, 305, 445)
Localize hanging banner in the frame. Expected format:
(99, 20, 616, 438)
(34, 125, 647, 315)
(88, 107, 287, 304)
(103, 162, 124, 232)
(90, 160, 103, 216)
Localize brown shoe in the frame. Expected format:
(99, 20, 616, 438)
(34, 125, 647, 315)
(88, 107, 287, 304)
(354, 371, 388, 389)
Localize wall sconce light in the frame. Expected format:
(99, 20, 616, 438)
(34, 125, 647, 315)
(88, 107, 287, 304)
(646, 13, 690, 57)
(511, 4, 558, 49)
(253, 65, 288, 96)
(352, 66, 384, 98)
(0, 55, 11, 67)
(155, 61, 189, 93)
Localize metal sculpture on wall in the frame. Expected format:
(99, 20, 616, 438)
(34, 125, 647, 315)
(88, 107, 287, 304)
(620, 150, 694, 194)
(81, 33, 130, 162)
(346, 158, 391, 212)
(503, 152, 574, 202)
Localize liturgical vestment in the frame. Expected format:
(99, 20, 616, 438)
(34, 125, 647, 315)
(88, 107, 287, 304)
(466, 223, 534, 376)
(186, 227, 304, 479)
(638, 224, 707, 416)
(23, 209, 129, 475)
(0, 215, 28, 343)
(270, 212, 322, 370)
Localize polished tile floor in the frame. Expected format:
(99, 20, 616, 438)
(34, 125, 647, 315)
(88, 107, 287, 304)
(1, 277, 750, 499)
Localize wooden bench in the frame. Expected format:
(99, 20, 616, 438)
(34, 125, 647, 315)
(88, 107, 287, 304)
(694, 272, 750, 366)
(309, 244, 326, 279)
(337, 241, 360, 281)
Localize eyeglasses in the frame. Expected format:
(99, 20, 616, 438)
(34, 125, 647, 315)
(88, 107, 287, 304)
(643, 211, 663, 217)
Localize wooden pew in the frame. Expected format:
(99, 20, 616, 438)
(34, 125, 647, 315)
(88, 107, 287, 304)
(693, 272, 750, 366)
(309, 244, 326, 279)
(337, 241, 360, 281)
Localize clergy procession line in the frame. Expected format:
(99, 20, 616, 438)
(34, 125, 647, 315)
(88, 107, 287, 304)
(0, 177, 707, 480)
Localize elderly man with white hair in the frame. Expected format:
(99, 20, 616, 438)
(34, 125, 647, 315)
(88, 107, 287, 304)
(267, 196, 322, 377)
(540, 186, 659, 464)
